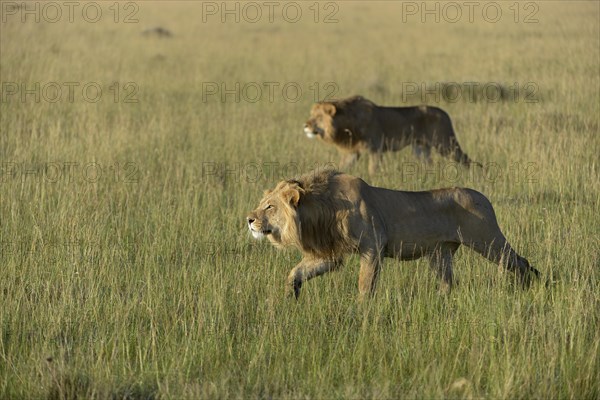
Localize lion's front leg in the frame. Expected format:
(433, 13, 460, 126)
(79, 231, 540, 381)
(286, 258, 341, 299)
(339, 152, 359, 171)
(368, 151, 383, 175)
(358, 247, 383, 299)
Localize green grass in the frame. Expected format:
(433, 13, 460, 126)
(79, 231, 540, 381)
(1, 1, 599, 398)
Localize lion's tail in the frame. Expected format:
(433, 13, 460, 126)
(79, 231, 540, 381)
(519, 254, 541, 276)
(517, 254, 541, 288)
(436, 109, 482, 168)
(450, 140, 483, 168)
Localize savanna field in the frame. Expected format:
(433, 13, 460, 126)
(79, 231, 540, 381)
(1, 1, 599, 398)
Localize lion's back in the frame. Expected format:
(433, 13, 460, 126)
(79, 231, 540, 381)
(375, 105, 453, 141)
(363, 186, 500, 248)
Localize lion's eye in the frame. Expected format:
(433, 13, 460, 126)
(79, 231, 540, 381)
(265, 204, 273, 210)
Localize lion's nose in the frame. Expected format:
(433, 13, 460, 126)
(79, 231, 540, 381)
(247, 218, 255, 225)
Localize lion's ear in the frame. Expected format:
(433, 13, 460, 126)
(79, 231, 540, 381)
(321, 103, 336, 116)
(281, 187, 302, 208)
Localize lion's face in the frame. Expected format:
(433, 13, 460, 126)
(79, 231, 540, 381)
(247, 181, 302, 247)
(303, 103, 337, 140)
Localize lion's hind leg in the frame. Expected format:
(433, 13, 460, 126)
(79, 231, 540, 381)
(428, 243, 459, 293)
(412, 143, 432, 163)
(286, 258, 341, 299)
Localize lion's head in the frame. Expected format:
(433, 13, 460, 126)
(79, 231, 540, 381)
(246, 179, 304, 248)
(303, 102, 337, 140)
(303, 96, 373, 147)
(247, 170, 353, 258)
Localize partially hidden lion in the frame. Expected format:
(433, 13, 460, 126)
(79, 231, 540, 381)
(246, 169, 538, 299)
(304, 95, 481, 174)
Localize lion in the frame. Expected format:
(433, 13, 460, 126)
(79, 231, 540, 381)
(246, 169, 539, 299)
(303, 95, 481, 174)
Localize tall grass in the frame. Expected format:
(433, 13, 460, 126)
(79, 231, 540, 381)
(1, 2, 598, 398)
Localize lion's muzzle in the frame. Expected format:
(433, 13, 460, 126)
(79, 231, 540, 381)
(304, 124, 319, 139)
(247, 217, 271, 239)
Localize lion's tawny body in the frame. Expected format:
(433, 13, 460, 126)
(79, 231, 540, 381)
(247, 170, 538, 299)
(304, 95, 480, 174)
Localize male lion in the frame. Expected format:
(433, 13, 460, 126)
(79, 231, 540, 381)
(246, 169, 538, 299)
(303, 95, 480, 174)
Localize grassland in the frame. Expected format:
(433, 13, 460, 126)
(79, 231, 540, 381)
(1, 1, 599, 398)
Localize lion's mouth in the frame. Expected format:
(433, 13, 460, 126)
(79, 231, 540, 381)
(250, 227, 272, 239)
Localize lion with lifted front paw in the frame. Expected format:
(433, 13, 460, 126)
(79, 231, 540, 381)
(247, 169, 538, 299)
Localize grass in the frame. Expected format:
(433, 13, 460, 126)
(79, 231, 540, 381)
(1, 1, 599, 398)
